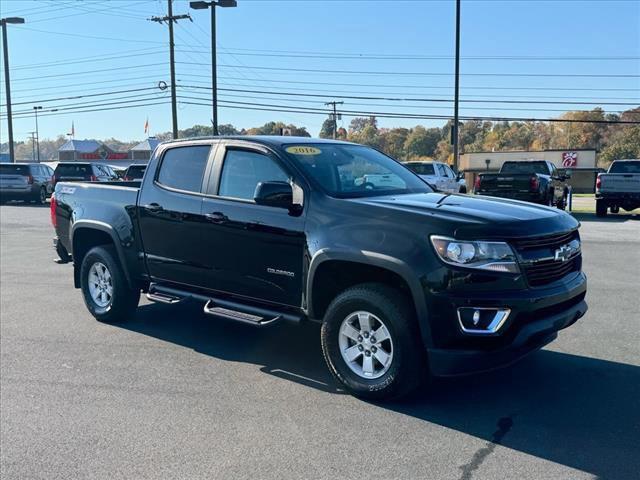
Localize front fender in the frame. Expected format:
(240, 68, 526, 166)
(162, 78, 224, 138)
(307, 248, 434, 349)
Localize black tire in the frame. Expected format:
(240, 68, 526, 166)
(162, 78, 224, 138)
(546, 192, 554, 207)
(34, 187, 46, 205)
(321, 283, 426, 401)
(80, 245, 139, 323)
(459, 185, 467, 194)
(557, 192, 567, 210)
(610, 205, 619, 214)
(596, 199, 608, 217)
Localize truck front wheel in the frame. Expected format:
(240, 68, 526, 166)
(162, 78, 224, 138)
(320, 283, 426, 400)
(80, 245, 139, 323)
(596, 199, 608, 217)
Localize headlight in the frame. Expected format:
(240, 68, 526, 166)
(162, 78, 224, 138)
(430, 236, 519, 273)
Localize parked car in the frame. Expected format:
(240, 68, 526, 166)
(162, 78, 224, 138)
(51, 137, 587, 400)
(52, 162, 120, 187)
(404, 161, 464, 193)
(475, 160, 570, 209)
(0, 163, 53, 204)
(595, 159, 640, 217)
(123, 164, 147, 181)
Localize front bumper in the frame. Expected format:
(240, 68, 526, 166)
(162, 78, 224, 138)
(429, 299, 586, 376)
(426, 271, 587, 376)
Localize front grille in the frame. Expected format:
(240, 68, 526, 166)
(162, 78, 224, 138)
(511, 230, 578, 251)
(511, 230, 582, 287)
(523, 256, 581, 286)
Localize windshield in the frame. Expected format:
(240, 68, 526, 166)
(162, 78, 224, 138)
(55, 164, 92, 176)
(405, 163, 435, 175)
(500, 162, 549, 175)
(0, 165, 30, 175)
(609, 161, 640, 173)
(283, 143, 432, 198)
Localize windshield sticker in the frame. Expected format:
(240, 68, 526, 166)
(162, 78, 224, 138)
(285, 146, 322, 156)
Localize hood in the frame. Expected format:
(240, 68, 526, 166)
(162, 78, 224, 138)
(351, 193, 579, 239)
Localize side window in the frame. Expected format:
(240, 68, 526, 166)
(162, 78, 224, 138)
(444, 165, 455, 178)
(437, 164, 447, 177)
(550, 163, 557, 176)
(218, 149, 289, 201)
(157, 145, 211, 193)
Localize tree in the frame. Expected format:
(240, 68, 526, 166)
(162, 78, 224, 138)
(404, 126, 441, 159)
(378, 128, 409, 159)
(349, 116, 377, 134)
(319, 118, 336, 138)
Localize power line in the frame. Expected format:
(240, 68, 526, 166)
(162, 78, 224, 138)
(3, 86, 162, 108)
(177, 62, 640, 78)
(175, 74, 640, 92)
(178, 99, 640, 124)
(10, 63, 165, 82)
(14, 25, 167, 44)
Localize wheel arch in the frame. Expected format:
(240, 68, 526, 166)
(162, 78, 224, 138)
(307, 249, 433, 349)
(71, 221, 133, 289)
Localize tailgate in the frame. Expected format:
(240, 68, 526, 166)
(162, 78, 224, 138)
(0, 174, 29, 188)
(481, 174, 532, 191)
(600, 174, 640, 193)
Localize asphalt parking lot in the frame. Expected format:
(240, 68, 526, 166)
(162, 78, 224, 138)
(1, 204, 638, 480)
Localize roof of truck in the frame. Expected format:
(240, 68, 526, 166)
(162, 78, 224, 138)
(161, 136, 353, 148)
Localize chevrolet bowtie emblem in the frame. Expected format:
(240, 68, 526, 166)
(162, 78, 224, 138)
(554, 245, 573, 262)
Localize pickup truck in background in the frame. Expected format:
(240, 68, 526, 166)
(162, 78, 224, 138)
(475, 160, 570, 209)
(404, 161, 465, 193)
(51, 137, 587, 400)
(595, 159, 640, 217)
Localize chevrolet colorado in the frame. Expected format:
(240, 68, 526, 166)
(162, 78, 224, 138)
(51, 137, 587, 400)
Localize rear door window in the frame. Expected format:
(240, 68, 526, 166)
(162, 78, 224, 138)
(157, 145, 211, 193)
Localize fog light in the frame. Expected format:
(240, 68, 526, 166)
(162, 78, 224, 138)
(457, 307, 510, 334)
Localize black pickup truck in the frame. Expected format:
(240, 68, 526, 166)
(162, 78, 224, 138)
(475, 160, 570, 209)
(51, 137, 587, 400)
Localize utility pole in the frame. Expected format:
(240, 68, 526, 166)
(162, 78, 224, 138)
(1, 17, 25, 163)
(452, 0, 461, 171)
(150, 1, 191, 139)
(28, 132, 36, 161)
(324, 101, 344, 139)
(33, 106, 42, 162)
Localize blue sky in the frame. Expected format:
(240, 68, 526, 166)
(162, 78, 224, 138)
(1, 0, 639, 143)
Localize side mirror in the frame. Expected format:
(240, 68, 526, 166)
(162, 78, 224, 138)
(564, 170, 572, 179)
(254, 181, 293, 209)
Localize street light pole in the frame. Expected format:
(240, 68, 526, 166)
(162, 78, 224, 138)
(190, 1, 237, 136)
(33, 106, 42, 162)
(1, 17, 25, 163)
(452, 0, 461, 171)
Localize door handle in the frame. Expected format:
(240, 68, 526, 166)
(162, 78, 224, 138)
(204, 211, 228, 224)
(143, 203, 163, 212)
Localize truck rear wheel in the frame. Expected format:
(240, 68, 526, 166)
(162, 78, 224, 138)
(80, 245, 139, 323)
(596, 199, 608, 217)
(320, 283, 426, 400)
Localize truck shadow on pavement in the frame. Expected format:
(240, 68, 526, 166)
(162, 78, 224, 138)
(123, 301, 639, 480)
(571, 212, 639, 223)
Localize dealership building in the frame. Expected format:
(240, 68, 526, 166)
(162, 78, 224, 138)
(57, 138, 160, 166)
(459, 149, 602, 193)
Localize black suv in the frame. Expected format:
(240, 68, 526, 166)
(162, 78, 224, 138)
(52, 137, 587, 400)
(53, 162, 119, 187)
(0, 163, 53, 204)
